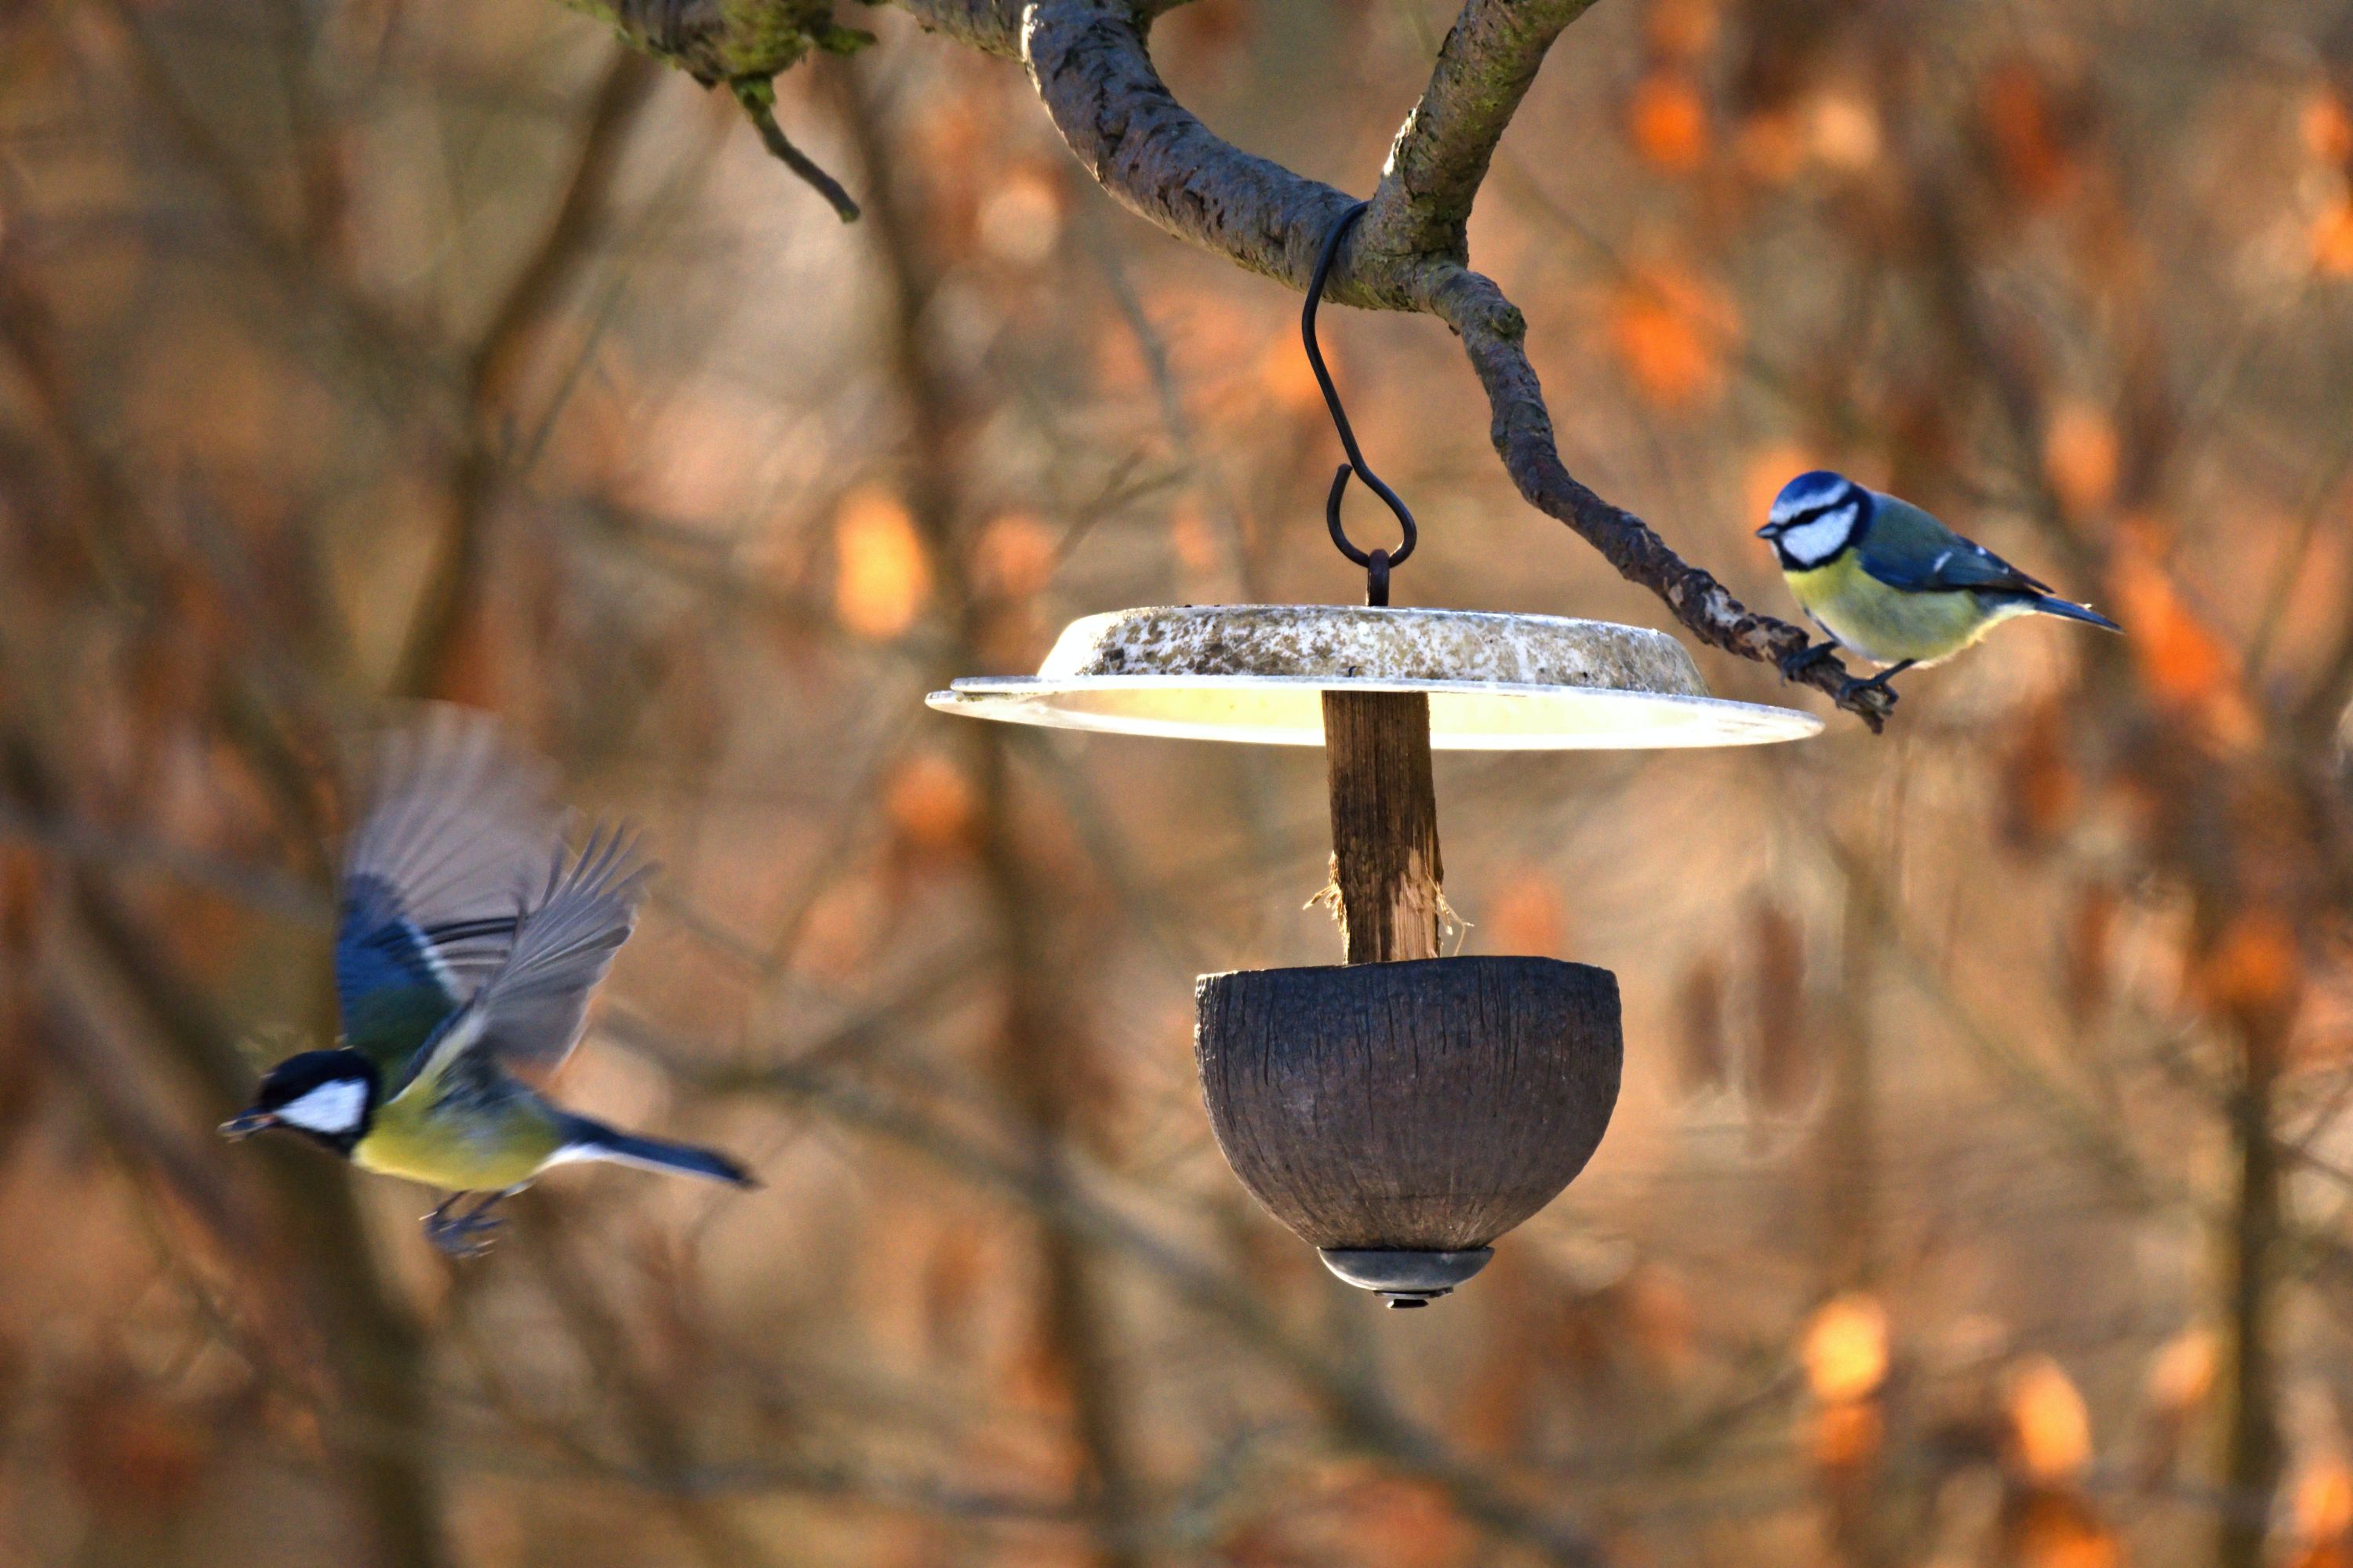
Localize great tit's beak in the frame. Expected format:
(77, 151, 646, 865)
(219, 1108, 278, 1140)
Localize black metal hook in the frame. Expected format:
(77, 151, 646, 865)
(1303, 200, 1416, 606)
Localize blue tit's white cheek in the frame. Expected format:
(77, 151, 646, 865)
(276, 1080, 369, 1133)
(1776, 506, 1858, 566)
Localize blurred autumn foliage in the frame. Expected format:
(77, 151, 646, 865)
(5, 0, 2353, 1565)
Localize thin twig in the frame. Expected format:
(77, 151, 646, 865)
(736, 80, 860, 223)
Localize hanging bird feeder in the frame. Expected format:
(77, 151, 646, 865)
(929, 202, 1819, 1306)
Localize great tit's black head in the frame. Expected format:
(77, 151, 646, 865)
(220, 1049, 379, 1158)
(1758, 470, 1870, 569)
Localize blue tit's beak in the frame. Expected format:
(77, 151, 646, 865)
(219, 1108, 277, 1140)
(1755, 521, 1781, 539)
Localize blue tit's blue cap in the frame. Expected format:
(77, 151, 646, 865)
(1762, 470, 1860, 534)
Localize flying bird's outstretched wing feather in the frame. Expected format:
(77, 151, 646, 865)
(335, 709, 560, 1077)
(1855, 493, 2053, 597)
(440, 825, 653, 1081)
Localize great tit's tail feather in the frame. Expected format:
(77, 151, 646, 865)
(2027, 595, 2122, 633)
(554, 1117, 758, 1188)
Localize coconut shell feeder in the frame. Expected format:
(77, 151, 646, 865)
(929, 202, 1820, 1307)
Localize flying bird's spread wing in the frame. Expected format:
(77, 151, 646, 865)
(336, 709, 561, 1078)
(1856, 494, 2053, 598)
(436, 825, 652, 1082)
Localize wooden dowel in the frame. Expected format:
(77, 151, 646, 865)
(1322, 689, 1445, 964)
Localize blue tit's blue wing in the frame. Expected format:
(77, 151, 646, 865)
(334, 708, 561, 1080)
(1854, 493, 2053, 597)
(427, 824, 651, 1083)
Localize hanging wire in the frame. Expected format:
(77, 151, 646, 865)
(1302, 200, 1417, 606)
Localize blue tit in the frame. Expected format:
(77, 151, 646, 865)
(222, 709, 754, 1257)
(1757, 470, 2120, 699)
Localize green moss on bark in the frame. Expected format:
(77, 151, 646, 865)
(555, 0, 867, 86)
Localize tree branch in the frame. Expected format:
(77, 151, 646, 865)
(575, 0, 1895, 725)
(1020, 1, 1387, 299)
(1432, 265, 1867, 700)
(1006, 0, 1892, 726)
(738, 80, 864, 220)
(892, 0, 1027, 56)
(1364, 0, 1603, 258)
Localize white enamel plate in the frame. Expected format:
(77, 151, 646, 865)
(926, 605, 1823, 751)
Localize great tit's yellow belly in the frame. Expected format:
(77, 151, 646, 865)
(1784, 554, 2024, 667)
(353, 1087, 566, 1191)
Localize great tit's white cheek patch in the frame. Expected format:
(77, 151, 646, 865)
(1777, 507, 1857, 566)
(276, 1079, 368, 1133)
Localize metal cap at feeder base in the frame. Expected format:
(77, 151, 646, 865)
(1197, 956, 1622, 1304)
(927, 604, 1821, 750)
(1320, 1248, 1495, 1308)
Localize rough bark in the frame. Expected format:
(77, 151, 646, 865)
(1364, 0, 1605, 259)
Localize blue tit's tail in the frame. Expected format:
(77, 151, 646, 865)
(554, 1115, 759, 1188)
(2025, 595, 2122, 633)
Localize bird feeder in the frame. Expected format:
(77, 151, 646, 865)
(929, 203, 1819, 1305)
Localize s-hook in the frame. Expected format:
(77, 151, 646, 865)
(1303, 200, 1417, 608)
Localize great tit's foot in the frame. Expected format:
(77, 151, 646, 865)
(1777, 642, 1840, 682)
(423, 1197, 505, 1259)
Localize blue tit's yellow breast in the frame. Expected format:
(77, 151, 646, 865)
(1783, 553, 2014, 668)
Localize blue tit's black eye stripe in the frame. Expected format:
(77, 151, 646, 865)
(1774, 500, 1849, 526)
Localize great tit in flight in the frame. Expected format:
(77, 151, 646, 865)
(1758, 470, 2120, 702)
(221, 710, 754, 1256)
